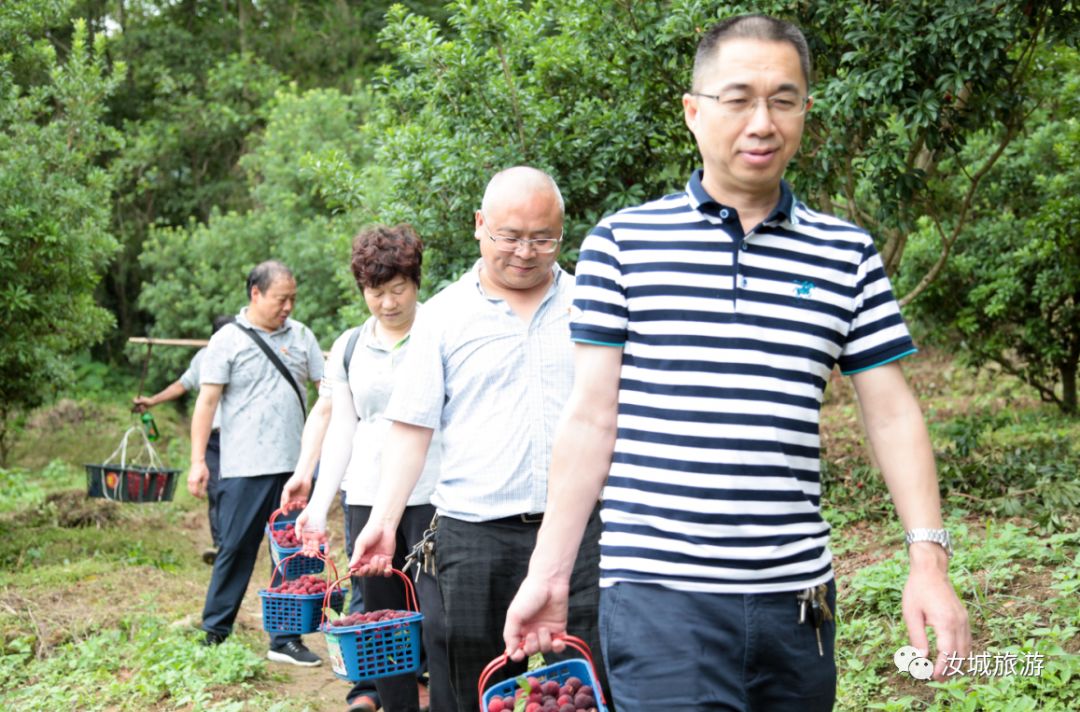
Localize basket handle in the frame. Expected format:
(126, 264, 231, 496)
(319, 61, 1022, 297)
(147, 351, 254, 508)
(103, 423, 165, 472)
(477, 635, 605, 712)
(320, 568, 418, 628)
(268, 549, 338, 588)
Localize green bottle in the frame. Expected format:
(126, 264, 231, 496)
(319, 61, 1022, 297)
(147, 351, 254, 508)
(141, 412, 159, 441)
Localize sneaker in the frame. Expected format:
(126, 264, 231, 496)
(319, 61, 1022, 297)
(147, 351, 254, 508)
(201, 546, 219, 565)
(202, 631, 227, 646)
(267, 640, 321, 667)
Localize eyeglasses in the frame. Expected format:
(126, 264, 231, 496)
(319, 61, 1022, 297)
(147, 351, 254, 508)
(480, 213, 563, 254)
(691, 92, 809, 118)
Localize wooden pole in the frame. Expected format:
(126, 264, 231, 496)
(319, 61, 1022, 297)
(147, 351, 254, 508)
(128, 337, 209, 348)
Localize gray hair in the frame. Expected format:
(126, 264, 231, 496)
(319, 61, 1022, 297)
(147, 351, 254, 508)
(480, 166, 565, 216)
(245, 260, 294, 299)
(692, 14, 812, 91)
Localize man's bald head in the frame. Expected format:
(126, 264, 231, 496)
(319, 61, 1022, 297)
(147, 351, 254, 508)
(480, 166, 565, 217)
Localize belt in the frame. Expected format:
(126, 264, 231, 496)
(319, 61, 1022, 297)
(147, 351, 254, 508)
(488, 512, 544, 525)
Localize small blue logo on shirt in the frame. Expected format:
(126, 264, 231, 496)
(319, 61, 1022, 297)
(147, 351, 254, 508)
(793, 280, 815, 299)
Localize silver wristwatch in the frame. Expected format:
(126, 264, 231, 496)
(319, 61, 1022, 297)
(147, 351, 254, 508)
(905, 528, 953, 557)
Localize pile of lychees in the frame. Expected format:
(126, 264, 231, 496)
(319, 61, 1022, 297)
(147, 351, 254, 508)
(487, 675, 599, 712)
(271, 523, 301, 548)
(328, 609, 415, 628)
(267, 574, 327, 595)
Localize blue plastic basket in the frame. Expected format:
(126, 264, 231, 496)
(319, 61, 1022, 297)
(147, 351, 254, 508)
(323, 611, 424, 682)
(265, 508, 325, 580)
(321, 569, 424, 683)
(259, 586, 346, 634)
(478, 636, 607, 712)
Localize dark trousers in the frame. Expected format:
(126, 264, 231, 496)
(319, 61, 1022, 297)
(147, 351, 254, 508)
(435, 510, 606, 712)
(201, 472, 299, 648)
(348, 503, 451, 712)
(342, 495, 379, 708)
(205, 430, 222, 547)
(600, 580, 836, 711)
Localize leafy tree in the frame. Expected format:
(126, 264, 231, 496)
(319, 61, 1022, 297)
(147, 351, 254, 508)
(900, 48, 1080, 414)
(136, 87, 371, 386)
(309, 0, 1077, 298)
(0, 15, 123, 462)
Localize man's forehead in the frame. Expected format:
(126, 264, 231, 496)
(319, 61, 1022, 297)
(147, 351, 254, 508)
(699, 38, 807, 89)
(262, 277, 297, 294)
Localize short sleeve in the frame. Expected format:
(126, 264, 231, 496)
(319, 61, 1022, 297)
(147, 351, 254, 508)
(569, 223, 628, 346)
(383, 307, 445, 429)
(837, 241, 917, 375)
(304, 326, 326, 384)
(200, 329, 234, 385)
(179, 349, 203, 391)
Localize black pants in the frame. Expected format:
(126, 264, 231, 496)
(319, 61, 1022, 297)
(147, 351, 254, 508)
(205, 430, 222, 547)
(435, 510, 607, 712)
(347, 503, 452, 712)
(201, 472, 299, 648)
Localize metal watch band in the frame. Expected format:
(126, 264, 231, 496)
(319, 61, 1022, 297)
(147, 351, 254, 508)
(905, 527, 953, 557)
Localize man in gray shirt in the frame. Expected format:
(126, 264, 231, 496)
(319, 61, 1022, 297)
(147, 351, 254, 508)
(188, 260, 325, 665)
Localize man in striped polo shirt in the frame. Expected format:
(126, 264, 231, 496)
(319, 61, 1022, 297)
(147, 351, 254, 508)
(504, 14, 970, 710)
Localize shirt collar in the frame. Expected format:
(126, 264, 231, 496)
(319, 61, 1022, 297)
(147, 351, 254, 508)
(470, 258, 565, 303)
(361, 309, 418, 353)
(685, 169, 799, 226)
(236, 307, 291, 336)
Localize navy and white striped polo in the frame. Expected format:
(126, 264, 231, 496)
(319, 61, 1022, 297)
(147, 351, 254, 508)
(570, 170, 916, 593)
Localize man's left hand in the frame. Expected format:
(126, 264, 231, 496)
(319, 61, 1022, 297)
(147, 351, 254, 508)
(902, 545, 971, 681)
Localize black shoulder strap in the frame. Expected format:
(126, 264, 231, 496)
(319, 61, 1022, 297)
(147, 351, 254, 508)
(234, 324, 307, 420)
(343, 326, 362, 379)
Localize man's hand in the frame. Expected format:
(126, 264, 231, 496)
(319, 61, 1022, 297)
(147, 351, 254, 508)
(902, 545, 971, 681)
(294, 509, 327, 557)
(348, 521, 399, 576)
(131, 396, 153, 414)
(279, 473, 312, 509)
(503, 574, 571, 661)
(187, 461, 209, 498)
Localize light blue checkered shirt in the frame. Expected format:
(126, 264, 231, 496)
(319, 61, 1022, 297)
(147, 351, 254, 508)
(384, 259, 574, 522)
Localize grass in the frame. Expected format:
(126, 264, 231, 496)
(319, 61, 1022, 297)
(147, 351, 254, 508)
(0, 351, 1078, 710)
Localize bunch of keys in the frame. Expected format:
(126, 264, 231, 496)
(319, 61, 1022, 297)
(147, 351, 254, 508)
(796, 584, 833, 656)
(402, 517, 438, 582)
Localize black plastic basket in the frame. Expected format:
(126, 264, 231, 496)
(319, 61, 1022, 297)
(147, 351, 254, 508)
(85, 464, 180, 503)
(85, 424, 178, 503)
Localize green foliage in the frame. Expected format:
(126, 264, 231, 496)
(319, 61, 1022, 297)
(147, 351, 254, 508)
(0, 615, 266, 710)
(137, 86, 371, 381)
(836, 521, 1080, 711)
(305, 0, 1077, 297)
(934, 410, 1080, 532)
(901, 47, 1080, 414)
(797, 0, 1074, 278)
(311, 0, 704, 290)
(0, 14, 123, 463)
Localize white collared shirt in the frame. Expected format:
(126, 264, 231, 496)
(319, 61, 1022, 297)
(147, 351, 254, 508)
(384, 260, 574, 522)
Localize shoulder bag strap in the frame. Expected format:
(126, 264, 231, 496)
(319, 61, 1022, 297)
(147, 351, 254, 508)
(234, 324, 307, 421)
(343, 326, 363, 378)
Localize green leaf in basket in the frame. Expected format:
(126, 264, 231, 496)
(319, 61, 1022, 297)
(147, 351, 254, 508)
(513, 674, 530, 712)
(526, 651, 546, 671)
(323, 607, 341, 621)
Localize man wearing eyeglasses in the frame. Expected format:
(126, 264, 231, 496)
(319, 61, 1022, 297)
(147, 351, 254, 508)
(349, 166, 606, 712)
(503, 13, 970, 711)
